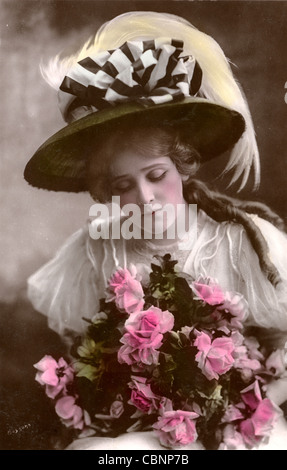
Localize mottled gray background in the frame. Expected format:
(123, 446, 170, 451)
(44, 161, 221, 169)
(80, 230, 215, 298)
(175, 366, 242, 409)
(0, 0, 287, 449)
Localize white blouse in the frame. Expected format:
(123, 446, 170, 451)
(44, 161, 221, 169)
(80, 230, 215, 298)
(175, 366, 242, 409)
(27, 210, 287, 336)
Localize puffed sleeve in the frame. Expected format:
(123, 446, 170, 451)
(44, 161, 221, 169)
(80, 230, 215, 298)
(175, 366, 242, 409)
(218, 214, 287, 331)
(245, 214, 287, 330)
(189, 211, 287, 331)
(27, 227, 101, 336)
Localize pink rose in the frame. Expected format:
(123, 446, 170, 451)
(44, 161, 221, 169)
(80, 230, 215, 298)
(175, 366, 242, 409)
(244, 336, 264, 361)
(110, 398, 124, 419)
(34, 355, 74, 399)
(212, 293, 248, 331)
(118, 307, 174, 366)
(234, 353, 261, 377)
(106, 265, 145, 314)
(222, 404, 244, 423)
(94, 396, 125, 421)
(153, 410, 198, 447)
(240, 381, 262, 411)
(192, 277, 225, 306)
(128, 376, 162, 414)
(194, 332, 235, 380)
(239, 399, 282, 447)
(55, 395, 91, 430)
(230, 330, 244, 348)
(220, 292, 249, 329)
(231, 332, 261, 378)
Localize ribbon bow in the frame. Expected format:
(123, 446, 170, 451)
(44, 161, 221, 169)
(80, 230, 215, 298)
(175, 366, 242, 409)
(59, 38, 203, 123)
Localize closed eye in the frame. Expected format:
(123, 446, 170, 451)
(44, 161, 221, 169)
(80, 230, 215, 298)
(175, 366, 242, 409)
(148, 170, 167, 182)
(112, 182, 134, 194)
(112, 169, 168, 194)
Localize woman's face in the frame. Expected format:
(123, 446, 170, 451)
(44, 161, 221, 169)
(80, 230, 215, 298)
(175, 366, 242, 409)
(110, 148, 188, 238)
(110, 150, 186, 208)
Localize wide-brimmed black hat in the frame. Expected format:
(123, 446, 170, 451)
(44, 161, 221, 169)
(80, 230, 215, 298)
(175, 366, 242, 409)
(24, 37, 245, 192)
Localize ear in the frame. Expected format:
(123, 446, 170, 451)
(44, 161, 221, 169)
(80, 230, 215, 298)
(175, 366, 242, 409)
(181, 174, 189, 182)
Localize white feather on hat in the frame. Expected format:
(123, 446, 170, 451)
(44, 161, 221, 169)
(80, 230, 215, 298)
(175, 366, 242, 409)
(41, 11, 260, 190)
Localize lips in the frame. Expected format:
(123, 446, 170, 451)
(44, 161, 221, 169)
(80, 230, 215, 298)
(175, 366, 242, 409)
(142, 203, 162, 215)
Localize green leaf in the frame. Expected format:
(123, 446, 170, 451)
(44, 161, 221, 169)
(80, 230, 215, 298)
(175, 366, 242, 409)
(73, 361, 102, 382)
(77, 338, 98, 357)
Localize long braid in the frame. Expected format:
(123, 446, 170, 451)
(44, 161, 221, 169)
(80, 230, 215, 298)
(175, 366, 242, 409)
(184, 179, 282, 286)
(215, 193, 285, 232)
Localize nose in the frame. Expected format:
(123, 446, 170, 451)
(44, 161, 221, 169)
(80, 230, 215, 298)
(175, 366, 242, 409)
(136, 182, 154, 207)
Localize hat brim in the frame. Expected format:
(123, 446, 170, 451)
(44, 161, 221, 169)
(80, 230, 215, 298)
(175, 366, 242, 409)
(24, 97, 245, 192)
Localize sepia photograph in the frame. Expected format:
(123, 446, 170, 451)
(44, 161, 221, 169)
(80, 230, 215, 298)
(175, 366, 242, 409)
(1, 0, 287, 451)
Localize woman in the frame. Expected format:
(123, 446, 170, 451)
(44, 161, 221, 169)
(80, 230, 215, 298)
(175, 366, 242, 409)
(25, 11, 287, 449)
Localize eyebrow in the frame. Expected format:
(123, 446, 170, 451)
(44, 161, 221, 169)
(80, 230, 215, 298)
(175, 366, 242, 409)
(111, 163, 168, 182)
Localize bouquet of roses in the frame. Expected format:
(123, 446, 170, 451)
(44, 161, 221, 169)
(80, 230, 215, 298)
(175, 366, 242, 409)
(34, 254, 285, 450)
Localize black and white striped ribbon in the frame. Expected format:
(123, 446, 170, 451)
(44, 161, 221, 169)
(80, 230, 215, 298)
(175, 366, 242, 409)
(58, 38, 203, 123)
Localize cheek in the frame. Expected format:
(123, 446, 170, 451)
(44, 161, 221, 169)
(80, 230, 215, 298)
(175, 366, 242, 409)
(111, 187, 136, 208)
(118, 193, 136, 208)
(161, 173, 184, 202)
